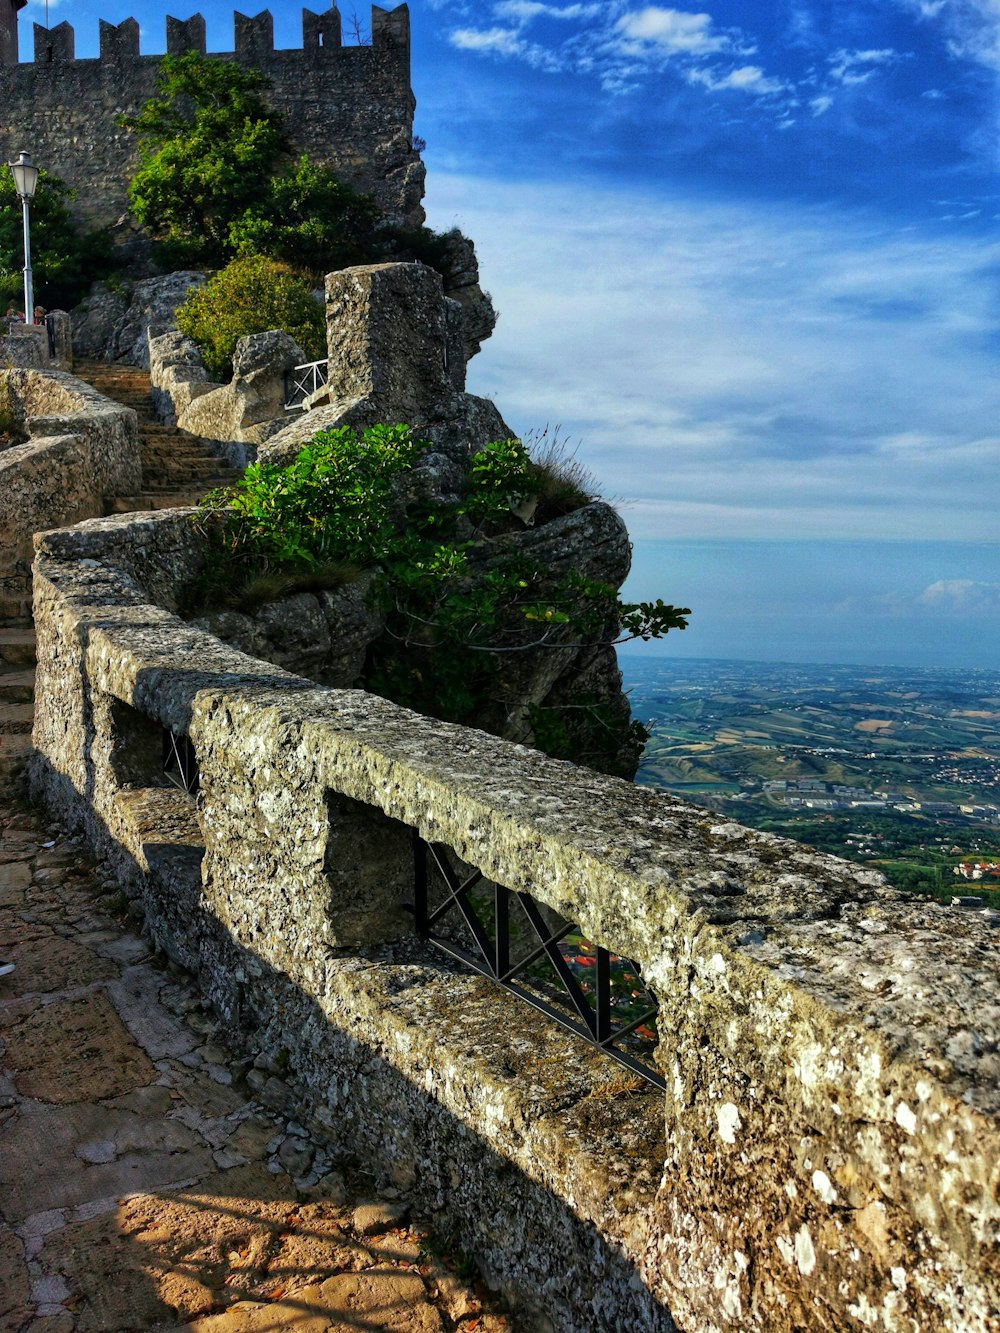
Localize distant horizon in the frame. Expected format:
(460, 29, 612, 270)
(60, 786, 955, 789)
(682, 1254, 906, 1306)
(617, 647, 997, 676)
(618, 536, 1000, 672)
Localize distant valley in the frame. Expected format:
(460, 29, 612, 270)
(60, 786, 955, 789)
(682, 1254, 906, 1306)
(621, 655, 1000, 906)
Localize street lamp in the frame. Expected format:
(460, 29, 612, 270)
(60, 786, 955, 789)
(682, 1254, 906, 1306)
(8, 152, 39, 324)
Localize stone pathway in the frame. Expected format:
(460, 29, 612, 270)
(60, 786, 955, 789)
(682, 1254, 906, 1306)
(74, 361, 244, 515)
(0, 363, 513, 1332)
(0, 797, 512, 1332)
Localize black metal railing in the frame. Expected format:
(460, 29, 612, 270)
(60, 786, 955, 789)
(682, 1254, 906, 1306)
(412, 837, 664, 1089)
(162, 727, 199, 796)
(283, 358, 329, 411)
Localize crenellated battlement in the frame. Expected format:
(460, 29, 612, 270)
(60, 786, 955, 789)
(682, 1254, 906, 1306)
(4, 4, 409, 66)
(0, 5, 423, 231)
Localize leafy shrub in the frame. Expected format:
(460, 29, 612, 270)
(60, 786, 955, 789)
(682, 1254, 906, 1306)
(228, 157, 382, 283)
(176, 255, 325, 380)
(189, 426, 690, 769)
(0, 170, 114, 311)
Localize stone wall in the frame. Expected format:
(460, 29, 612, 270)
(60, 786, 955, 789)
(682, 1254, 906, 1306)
(28, 504, 1000, 1333)
(0, 5, 424, 232)
(0, 368, 139, 580)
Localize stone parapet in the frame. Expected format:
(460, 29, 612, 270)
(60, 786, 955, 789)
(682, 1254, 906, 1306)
(0, 368, 139, 579)
(28, 507, 1000, 1333)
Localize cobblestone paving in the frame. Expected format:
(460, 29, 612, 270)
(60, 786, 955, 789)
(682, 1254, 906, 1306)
(0, 798, 513, 1332)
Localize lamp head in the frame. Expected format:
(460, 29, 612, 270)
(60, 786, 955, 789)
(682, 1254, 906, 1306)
(8, 152, 39, 202)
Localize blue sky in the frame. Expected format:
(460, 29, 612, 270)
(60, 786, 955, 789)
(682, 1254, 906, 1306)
(14, 0, 1000, 667)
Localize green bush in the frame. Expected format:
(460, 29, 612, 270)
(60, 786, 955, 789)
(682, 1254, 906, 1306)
(176, 255, 325, 380)
(189, 427, 690, 764)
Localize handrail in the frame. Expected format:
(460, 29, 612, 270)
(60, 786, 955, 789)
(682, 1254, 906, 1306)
(283, 358, 329, 411)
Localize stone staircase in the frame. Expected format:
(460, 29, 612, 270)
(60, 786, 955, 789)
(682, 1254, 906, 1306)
(76, 360, 243, 513)
(0, 361, 244, 792)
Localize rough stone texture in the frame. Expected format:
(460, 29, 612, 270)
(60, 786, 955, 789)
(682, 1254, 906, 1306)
(178, 330, 305, 446)
(25, 507, 1000, 1333)
(326, 262, 462, 416)
(0, 368, 140, 580)
(148, 328, 220, 425)
(69, 282, 129, 361)
(430, 228, 499, 362)
(0, 324, 47, 367)
(0, 7, 424, 235)
(260, 262, 513, 470)
(193, 572, 386, 690)
(108, 271, 208, 367)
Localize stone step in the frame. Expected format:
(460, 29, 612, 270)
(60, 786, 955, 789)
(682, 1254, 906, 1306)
(105, 493, 208, 513)
(0, 668, 35, 703)
(0, 629, 36, 667)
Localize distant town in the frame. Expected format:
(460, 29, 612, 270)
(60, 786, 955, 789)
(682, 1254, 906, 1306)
(621, 655, 1000, 906)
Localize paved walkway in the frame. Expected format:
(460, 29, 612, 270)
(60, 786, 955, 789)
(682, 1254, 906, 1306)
(0, 794, 512, 1332)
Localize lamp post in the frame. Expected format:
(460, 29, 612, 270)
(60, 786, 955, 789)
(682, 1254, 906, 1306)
(8, 152, 39, 324)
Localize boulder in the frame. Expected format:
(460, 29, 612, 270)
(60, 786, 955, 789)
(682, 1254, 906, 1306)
(109, 272, 207, 367)
(72, 272, 207, 367)
(0, 327, 48, 368)
(324, 263, 459, 418)
(177, 331, 305, 446)
(70, 283, 129, 361)
(148, 330, 220, 425)
(433, 229, 498, 362)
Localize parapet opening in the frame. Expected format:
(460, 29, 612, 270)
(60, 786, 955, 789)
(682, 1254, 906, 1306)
(109, 698, 200, 799)
(411, 837, 665, 1089)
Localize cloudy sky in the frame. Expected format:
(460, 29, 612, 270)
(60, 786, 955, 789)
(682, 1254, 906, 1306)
(16, 0, 1000, 667)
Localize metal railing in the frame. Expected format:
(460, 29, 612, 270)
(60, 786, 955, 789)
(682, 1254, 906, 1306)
(162, 726, 199, 796)
(412, 836, 664, 1088)
(283, 358, 329, 411)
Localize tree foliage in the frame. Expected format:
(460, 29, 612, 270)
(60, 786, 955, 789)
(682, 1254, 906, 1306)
(176, 255, 326, 379)
(0, 170, 113, 311)
(121, 52, 382, 275)
(188, 426, 690, 769)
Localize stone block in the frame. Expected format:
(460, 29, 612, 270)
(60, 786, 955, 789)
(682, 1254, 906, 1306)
(325, 263, 454, 421)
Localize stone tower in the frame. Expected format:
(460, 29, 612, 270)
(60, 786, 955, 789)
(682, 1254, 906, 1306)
(0, 0, 26, 65)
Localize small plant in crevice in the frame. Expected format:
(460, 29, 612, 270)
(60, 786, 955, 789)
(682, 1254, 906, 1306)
(186, 423, 690, 768)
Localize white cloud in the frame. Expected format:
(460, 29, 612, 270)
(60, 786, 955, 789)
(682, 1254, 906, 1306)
(450, 26, 524, 55)
(810, 94, 834, 115)
(688, 64, 787, 95)
(448, 25, 560, 68)
(918, 580, 1000, 612)
(896, 0, 1000, 73)
(494, 0, 599, 22)
(829, 48, 903, 85)
(614, 7, 731, 55)
(425, 172, 1000, 541)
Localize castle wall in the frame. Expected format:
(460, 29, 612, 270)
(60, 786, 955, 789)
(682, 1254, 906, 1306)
(0, 6, 424, 232)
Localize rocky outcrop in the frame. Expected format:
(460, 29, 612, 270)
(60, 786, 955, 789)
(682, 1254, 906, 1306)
(432, 229, 498, 362)
(260, 262, 513, 470)
(72, 272, 207, 366)
(191, 573, 383, 686)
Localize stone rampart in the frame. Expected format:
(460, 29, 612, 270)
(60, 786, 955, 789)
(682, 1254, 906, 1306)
(0, 5, 424, 231)
(0, 368, 139, 580)
(28, 505, 1000, 1333)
